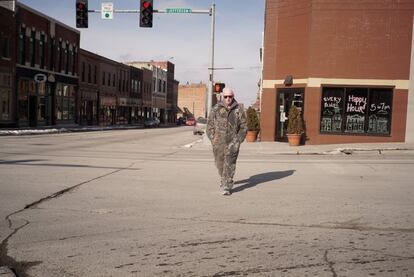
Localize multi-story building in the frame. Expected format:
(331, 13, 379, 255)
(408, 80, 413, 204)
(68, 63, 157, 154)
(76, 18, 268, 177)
(0, 5, 16, 127)
(117, 63, 131, 124)
(178, 83, 208, 119)
(261, 0, 414, 144)
(14, 3, 80, 127)
(141, 67, 153, 119)
(79, 49, 99, 125)
(99, 56, 119, 125)
(127, 61, 167, 122)
(129, 66, 143, 124)
(147, 61, 177, 123)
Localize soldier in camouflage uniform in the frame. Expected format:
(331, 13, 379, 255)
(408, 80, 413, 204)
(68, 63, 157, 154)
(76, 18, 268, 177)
(206, 88, 247, 195)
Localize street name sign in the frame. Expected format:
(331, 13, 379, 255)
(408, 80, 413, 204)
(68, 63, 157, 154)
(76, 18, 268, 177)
(166, 8, 192, 13)
(101, 3, 113, 19)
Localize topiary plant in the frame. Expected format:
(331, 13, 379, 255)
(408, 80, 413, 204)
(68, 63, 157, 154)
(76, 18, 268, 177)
(246, 107, 260, 131)
(287, 105, 304, 134)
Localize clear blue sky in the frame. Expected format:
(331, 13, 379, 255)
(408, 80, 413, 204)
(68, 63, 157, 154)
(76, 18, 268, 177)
(19, 0, 266, 106)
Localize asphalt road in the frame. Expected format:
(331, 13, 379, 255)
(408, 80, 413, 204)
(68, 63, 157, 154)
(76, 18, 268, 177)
(0, 126, 413, 277)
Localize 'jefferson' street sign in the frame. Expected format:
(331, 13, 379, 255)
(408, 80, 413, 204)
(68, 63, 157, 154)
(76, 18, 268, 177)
(166, 8, 192, 13)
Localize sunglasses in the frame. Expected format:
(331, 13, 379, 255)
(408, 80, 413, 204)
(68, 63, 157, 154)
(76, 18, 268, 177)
(223, 95, 233, 99)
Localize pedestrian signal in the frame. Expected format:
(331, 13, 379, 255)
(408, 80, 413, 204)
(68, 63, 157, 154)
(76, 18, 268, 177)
(214, 83, 225, 93)
(140, 0, 153, 28)
(76, 0, 88, 28)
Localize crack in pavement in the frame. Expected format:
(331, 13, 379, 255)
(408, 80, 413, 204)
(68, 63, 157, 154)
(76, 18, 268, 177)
(324, 249, 337, 277)
(0, 162, 135, 277)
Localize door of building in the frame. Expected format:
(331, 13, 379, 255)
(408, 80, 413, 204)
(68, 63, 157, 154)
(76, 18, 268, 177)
(276, 88, 304, 141)
(28, 96, 37, 127)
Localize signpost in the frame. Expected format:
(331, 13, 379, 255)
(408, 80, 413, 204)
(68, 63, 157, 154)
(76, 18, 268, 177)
(101, 3, 113, 19)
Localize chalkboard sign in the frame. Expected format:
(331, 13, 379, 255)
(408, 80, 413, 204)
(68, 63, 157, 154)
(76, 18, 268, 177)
(344, 88, 368, 133)
(320, 87, 392, 136)
(320, 88, 344, 133)
(367, 89, 392, 134)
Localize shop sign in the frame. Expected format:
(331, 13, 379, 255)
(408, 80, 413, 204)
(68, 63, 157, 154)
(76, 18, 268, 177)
(34, 73, 47, 83)
(119, 97, 128, 106)
(100, 96, 116, 106)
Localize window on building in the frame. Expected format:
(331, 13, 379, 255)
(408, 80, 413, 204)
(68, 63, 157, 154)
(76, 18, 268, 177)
(18, 79, 29, 121)
(39, 34, 45, 68)
(113, 73, 116, 87)
(19, 26, 26, 64)
(49, 38, 54, 71)
(65, 43, 69, 74)
(320, 87, 392, 135)
(57, 40, 62, 72)
(88, 64, 91, 83)
(94, 65, 97, 84)
(81, 62, 85, 82)
(0, 84, 10, 120)
(0, 35, 9, 58)
(29, 30, 35, 67)
(102, 71, 105, 85)
(55, 84, 75, 120)
(107, 72, 110, 86)
(72, 47, 77, 75)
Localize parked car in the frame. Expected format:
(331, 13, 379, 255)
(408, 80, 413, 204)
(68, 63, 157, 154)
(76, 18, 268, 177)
(144, 117, 160, 128)
(185, 117, 196, 126)
(193, 117, 207, 135)
(176, 117, 184, 125)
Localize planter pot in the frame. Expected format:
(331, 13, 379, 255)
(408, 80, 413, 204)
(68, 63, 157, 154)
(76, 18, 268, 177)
(246, 130, 258, 142)
(287, 133, 302, 146)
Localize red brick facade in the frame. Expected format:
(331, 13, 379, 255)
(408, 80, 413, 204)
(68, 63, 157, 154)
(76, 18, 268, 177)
(261, 0, 414, 144)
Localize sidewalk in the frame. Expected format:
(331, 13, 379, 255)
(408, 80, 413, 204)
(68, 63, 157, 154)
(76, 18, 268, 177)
(0, 123, 176, 136)
(188, 134, 414, 156)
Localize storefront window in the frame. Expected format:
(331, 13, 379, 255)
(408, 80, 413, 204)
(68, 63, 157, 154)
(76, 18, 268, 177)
(0, 89, 10, 120)
(38, 82, 45, 120)
(18, 79, 29, 121)
(55, 84, 75, 121)
(320, 87, 392, 135)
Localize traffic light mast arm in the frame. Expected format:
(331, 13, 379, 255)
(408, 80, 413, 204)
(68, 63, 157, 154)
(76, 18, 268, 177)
(86, 9, 210, 14)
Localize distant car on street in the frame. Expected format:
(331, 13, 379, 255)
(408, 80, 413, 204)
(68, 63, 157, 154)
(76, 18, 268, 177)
(144, 117, 160, 128)
(193, 117, 207, 135)
(185, 117, 196, 126)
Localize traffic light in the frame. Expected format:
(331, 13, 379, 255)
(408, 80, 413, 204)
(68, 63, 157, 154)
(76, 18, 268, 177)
(76, 0, 88, 28)
(140, 0, 153, 28)
(214, 83, 225, 93)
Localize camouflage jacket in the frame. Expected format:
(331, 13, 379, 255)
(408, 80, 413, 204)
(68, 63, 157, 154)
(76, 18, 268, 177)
(206, 100, 247, 145)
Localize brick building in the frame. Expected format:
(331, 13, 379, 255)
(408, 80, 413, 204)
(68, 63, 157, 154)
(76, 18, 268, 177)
(261, 0, 414, 144)
(15, 3, 80, 127)
(147, 61, 178, 123)
(0, 5, 16, 127)
(79, 49, 99, 125)
(99, 55, 119, 126)
(178, 83, 208, 119)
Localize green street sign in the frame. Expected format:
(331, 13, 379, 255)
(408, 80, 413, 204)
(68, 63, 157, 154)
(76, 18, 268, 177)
(166, 8, 192, 13)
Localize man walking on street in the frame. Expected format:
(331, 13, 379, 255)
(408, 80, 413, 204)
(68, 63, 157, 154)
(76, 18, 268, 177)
(206, 87, 247, 195)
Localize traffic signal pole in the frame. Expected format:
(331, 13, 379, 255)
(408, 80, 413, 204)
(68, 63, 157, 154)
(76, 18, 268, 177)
(86, 3, 216, 117)
(207, 4, 215, 117)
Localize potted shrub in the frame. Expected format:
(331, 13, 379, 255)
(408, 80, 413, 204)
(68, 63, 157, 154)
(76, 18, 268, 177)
(287, 105, 304, 146)
(246, 107, 260, 142)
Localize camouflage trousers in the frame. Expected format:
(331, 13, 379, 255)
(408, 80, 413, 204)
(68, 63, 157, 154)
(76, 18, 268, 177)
(212, 141, 240, 191)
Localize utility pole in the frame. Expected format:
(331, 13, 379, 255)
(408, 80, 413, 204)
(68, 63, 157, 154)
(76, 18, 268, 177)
(207, 4, 215, 117)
